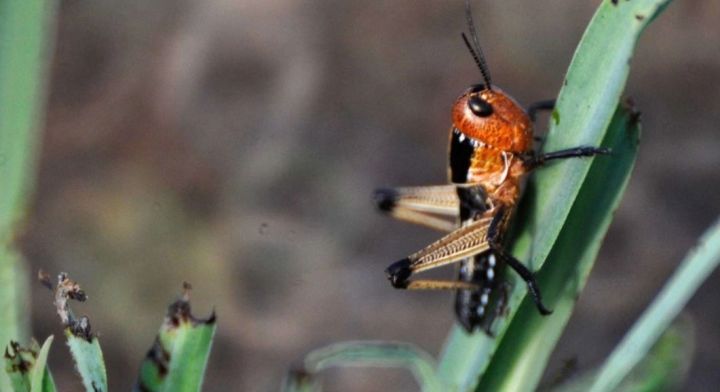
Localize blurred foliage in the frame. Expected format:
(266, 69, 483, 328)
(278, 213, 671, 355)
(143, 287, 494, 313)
(556, 317, 695, 392)
(589, 218, 720, 391)
(6, 273, 216, 392)
(0, 0, 56, 389)
(284, 341, 440, 391)
(4, 337, 56, 392)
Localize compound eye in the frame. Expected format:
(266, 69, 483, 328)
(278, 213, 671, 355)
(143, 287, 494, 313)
(468, 95, 493, 117)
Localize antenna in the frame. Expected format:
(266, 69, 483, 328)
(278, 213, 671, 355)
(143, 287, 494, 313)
(463, 0, 492, 90)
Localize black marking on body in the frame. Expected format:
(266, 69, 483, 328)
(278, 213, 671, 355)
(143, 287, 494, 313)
(457, 185, 489, 221)
(450, 128, 474, 184)
(455, 251, 502, 333)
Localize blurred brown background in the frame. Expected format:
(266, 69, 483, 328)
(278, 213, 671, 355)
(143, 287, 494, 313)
(22, 0, 720, 391)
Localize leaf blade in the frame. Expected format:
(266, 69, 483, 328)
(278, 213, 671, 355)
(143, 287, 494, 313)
(530, 0, 671, 271)
(589, 218, 720, 392)
(437, 1, 672, 388)
(284, 341, 442, 392)
(65, 331, 108, 392)
(477, 105, 641, 391)
(30, 336, 56, 392)
(162, 320, 216, 392)
(134, 287, 216, 392)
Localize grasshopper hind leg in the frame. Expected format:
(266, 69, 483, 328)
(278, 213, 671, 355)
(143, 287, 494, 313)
(373, 185, 460, 232)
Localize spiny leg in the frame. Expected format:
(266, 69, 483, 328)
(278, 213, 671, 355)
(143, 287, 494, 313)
(523, 146, 611, 169)
(381, 184, 517, 332)
(486, 206, 552, 315)
(378, 207, 457, 232)
(385, 214, 493, 288)
(374, 185, 459, 215)
(394, 278, 480, 291)
(374, 185, 459, 232)
(500, 253, 552, 315)
(386, 183, 495, 290)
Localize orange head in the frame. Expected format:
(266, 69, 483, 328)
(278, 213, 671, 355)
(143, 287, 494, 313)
(447, 1, 534, 185)
(451, 84, 532, 153)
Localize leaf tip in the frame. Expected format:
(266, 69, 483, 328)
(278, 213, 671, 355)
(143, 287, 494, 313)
(166, 282, 216, 328)
(42, 271, 96, 341)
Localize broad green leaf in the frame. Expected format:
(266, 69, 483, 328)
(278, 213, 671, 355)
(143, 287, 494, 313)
(30, 336, 56, 392)
(589, 219, 720, 392)
(134, 287, 216, 392)
(65, 331, 108, 392)
(530, 0, 670, 270)
(437, 0, 672, 389)
(291, 341, 442, 392)
(477, 105, 640, 391)
(0, 1, 57, 388)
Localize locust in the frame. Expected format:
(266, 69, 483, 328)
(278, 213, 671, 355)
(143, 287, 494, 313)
(374, 0, 609, 334)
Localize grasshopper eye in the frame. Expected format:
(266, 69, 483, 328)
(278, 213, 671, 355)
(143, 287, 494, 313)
(468, 95, 493, 117)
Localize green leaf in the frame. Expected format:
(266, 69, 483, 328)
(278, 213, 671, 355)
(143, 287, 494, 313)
(0, 0, 54, 234)
(0, 252, 29, 384)
(437, 0, 671, 389)
(476, 105, 640, 391)
(0, 1, 57, 389)
(287, 341, 442, 392)
(555, 317, 694, 392)
(4, 340, 38, 391)
(41, 272, 106, 392)
(609, 316, 694, 392)
(65, 331, 108, 392)
(30, 336, 56, 392)
(4, 337, 56, 392)
(589, 218, 720, 392)
(134, 286, 216, 392)
(162, 320, 216, 392)
(529, 0, 670, 269)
